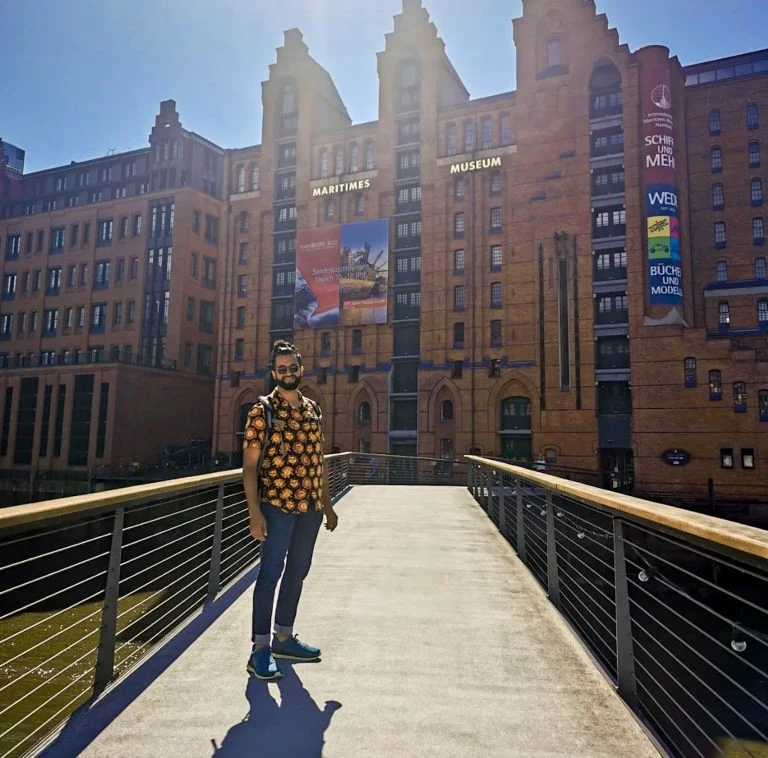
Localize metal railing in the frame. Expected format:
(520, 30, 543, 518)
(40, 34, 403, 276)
(466, 456, 768, 758)
(0, 454, 352, 758)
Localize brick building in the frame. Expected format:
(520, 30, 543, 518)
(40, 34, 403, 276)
(3, 0, 767, 500)
(209, 0, 768, 502)
(0, 102, 226, 470)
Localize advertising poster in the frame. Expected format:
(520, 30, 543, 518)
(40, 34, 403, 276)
(294, 220, 389, 328)
(294, 227, 341, 329)
(642, 62, 684, 306)
(339, 219, 389, 326)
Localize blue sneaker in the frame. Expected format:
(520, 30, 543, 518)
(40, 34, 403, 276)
(247, 646, 282, 680)
(271, 634, 321, 662)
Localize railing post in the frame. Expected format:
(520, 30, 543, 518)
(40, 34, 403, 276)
(94, 506, 124, 694)
(207, 483, 225, 603)
(545, 492, 560, 608)
(498, 474, 507, 535)
(613, 517, 638, 709)
(516, 476, 526, 560)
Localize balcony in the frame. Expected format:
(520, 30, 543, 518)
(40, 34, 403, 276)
(394, 236, 421, 252)
(394, 269, 420, 285)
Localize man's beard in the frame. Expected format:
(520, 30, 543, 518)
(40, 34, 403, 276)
(276, 375, 300, 391)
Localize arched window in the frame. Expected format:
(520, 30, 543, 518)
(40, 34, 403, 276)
(759, 389, 768, 421)
(547, 38, 561, 67)
(709, 109, 721, 135)
(755, 218, 766, 244)
(319, 148, 328, 179)
(364, 140, 375, 171)
(463, 121, 475, 152)
(334, 146, 344, 176)
(751, 179, 764, 205)
(250, 164, 259, 191)
(236, 165, 245, 193)
(734, 381, 747, 412)
(716, 260, 727, 282)
(239, 211, 249, 234)
(589, 62, 622, 118)
(446, 123, 457, 156)
(481, 117, 492, 150)
(500, 396, 531, 430)
(499, 114, 511, 147)
(708, 370, 722, 400)
(358, 401, 371, 425)
(715, 221, 727, 247)
(712, 183, 724, 209)
(756, 257, 767, 279)
(349, 143, 359, 173)
(758, 299, 768, 327)
(440, 400, 454, 421)
(684, 357, 697, 388)
(324, 198, 335, 221)
(282, 83, 296, 115)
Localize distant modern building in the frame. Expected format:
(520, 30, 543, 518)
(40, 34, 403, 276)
(2, 0, 768, 502)
(0, 102, 226, 469)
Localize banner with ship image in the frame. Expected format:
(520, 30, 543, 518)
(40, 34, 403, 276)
(294, 219, 388, 329)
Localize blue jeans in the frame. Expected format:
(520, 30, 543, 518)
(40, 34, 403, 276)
(251, 504, 323, 646)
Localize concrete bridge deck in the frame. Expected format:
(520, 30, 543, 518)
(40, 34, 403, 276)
(44, 486, 659, 757)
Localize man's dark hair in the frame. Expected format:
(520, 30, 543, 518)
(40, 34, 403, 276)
(270, 340, 302, 368)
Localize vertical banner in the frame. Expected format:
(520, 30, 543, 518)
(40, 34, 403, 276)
(294, 220, 389, 328)
(294, 226, 341, 329)
(339, 219, 389, 325)
(642, 63, 683, 306)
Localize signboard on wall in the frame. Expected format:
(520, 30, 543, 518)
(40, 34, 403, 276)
(294, 219, 389, 329)
(642, 63, 684, 307)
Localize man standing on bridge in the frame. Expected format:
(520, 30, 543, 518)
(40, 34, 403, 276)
(242, 340, 339, 681)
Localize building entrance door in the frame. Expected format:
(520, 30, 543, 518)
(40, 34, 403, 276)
(599, 449, 634, 492)
(500, 436, 532, 462)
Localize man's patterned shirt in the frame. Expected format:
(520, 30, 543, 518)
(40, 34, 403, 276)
(243, 389, 324, 514)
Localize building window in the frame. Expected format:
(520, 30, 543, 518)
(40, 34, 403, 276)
(712, 183, 724, 210)
(500, 114, 511, 147)
(453, 322, 464, 349)
(490, 245, 502, 271)
(446, 124, 456, 156)
(78, 264, 88, 286)
(203, 257, 217, 288)
(324, 198, 335, 221)
(547, 38, 561, 68)
(236, 306, 246, 329)
(454, 212, 465, 238)
(321, 331, 331, 356)
(481, 117, 492, 149)
(749, 141, 761, 169)
(747, 103, 759, 130)
(2, 273, 16, 300)
(234, 339, 244, 362)
(742, 448, 756, 470)
(452, 360, 463, 379)
(719, 301, 730, 326)
(711, 147, 723, 172)
(94, 260, 110, 289)
(709, 109, 721, 135)
(454, 249, 465, 274)
(683, 357, 697, 388)
(454, 286, 465, 311)
(454, 177, 465, 201)
(490, 172, 502, 196)
(751, 179, 764, 206)
(334, 146, 344, 176)
(716, 260, 727, 282)
(4, 235, 20, 260)
(238, 242, 249, 265)
(113, 301, 122, 324)
(490, 207, 502, 233)
(237, 274, 247, 297)
(715, 222, 726, 247)
(757, 257, 767, 279)
(758, 299, 768, 326)
(463, 121, 475, 152)
(126, 300, 135, 323)
(355, 194, 365, 216)
(755, 218, 766, 245)
(490, 282, 502, 308)
(98, 219, 113, 245)
(440, 400, 454, 422)
(364, 140, 374, 171)
(720, 448, 734, 469)
(709, 370, 722, 401)
(491, 319, 502, 347)
(349, 143, 359, 173)
(759, 389, 768, 421)
(348, 365, 360, 384)
(130, 257, 139, 279)
(734, 381, 747, 412)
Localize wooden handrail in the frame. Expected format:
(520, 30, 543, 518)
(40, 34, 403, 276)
(465, 456, 768, 562)
(0, 452, 354, 531)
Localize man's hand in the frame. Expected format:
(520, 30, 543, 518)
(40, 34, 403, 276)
(250, 510, 268, 542)
(324, 506, 338, 532)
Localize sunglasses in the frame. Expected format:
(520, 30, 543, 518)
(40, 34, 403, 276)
(275, 364, 300, 375)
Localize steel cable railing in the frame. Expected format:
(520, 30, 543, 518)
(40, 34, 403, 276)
(466, 456, 768, 758)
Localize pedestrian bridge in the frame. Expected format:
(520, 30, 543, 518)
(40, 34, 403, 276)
(1, 455, 767, 758)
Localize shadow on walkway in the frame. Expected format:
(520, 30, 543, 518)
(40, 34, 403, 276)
(38, 565, 261, 758)
(211, 663, 341, 758)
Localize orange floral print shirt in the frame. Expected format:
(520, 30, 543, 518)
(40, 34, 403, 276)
(243, 389, 324, 514)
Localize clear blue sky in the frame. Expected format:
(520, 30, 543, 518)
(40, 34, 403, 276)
(5, 0, 768, 173)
